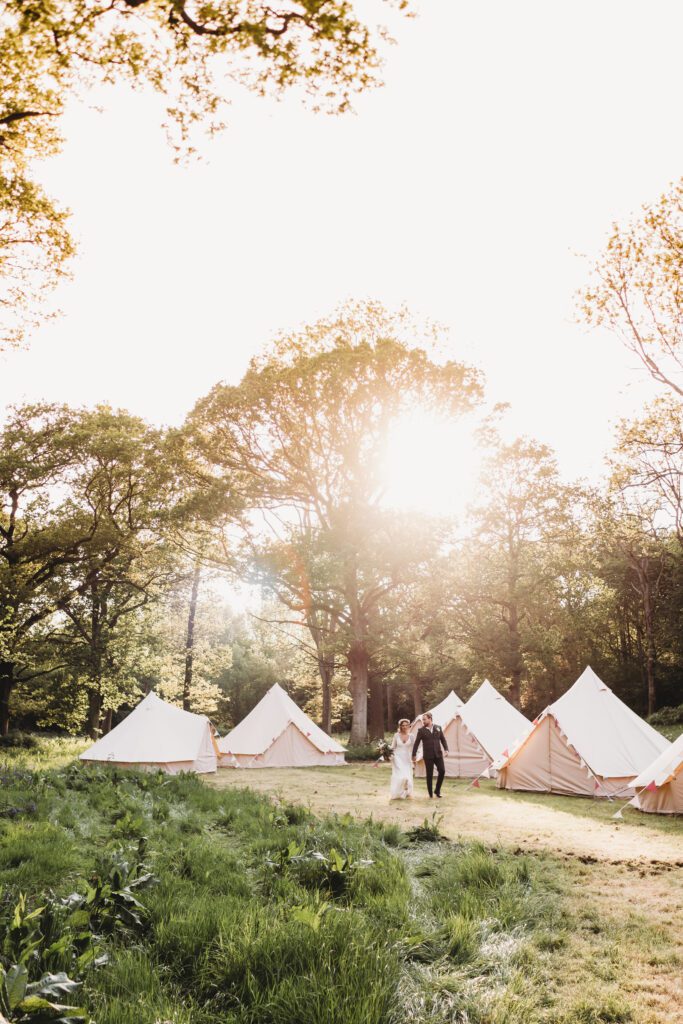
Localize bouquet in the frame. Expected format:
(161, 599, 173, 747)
(376, 738, 393, 762)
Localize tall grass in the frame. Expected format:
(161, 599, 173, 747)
(0, 751, 666, 1024)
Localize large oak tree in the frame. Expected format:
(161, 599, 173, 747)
(190, 303, 482, 742)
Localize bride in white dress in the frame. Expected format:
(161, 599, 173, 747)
(389, 719, 415, 800)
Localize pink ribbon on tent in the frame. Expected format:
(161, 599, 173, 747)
(472, 778, 480, 788)
(646, 780, 658, 792)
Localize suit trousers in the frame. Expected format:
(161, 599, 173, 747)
(424, 755, 445, 797)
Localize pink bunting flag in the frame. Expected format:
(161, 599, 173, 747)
(594, 780, 600, 790)
(646, 781, 658, 792)
(501, 748, 509, 759)
(472, 778, 480, 788)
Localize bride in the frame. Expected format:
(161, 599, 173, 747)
(389, 718, 415, 800)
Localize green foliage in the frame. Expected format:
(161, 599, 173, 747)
(0, 734, 38, 751)
(0, 168, 74, 350)
(648, 703, 683, 726)
(406, 813, 446, 843)
(344, 742, 384, 761)
(297, 847, 374, 900)
(0, 963, 88, 1023)
(74, 842, 157, 938)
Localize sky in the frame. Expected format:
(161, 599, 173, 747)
(2, 0, 682, 504)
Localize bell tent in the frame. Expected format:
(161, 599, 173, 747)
(80, 691, 218, 774)
(217, 683, 346, 768)
(496, 666, 670, 798)
(415, 681, 530, 778)
(630, 732, 683, 815)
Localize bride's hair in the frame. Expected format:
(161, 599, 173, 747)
(397, 718, 410, 727)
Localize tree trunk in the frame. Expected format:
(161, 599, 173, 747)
(645, 642, 656, 717)
(0, 660, 14, 737)
(638, 559, 657, 717)
(386, 681, 395, 731)
(410, 677, 423, 718)
(320, 660, 333, 735)
(101, 708, 113, 735)
(86, 581, 105, 740)
(368, 671, 384, 740)
(87, 689, 103, 740)
(509, 669, 522, 710)
(506, 601, 523, 709)
(183, 562, 201, 711)
(347, 641, 369, 745)
(305, 610, 337, 737)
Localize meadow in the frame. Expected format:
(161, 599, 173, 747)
(0, 740, 681, 1024)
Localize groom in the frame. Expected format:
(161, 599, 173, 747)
(412, 712, 448, 798)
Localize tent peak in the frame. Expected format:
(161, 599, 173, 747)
(573, 666, 610, 692)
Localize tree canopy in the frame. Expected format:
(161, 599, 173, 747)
(582, 176, 683, 398)
(1, 0, 409, 346)
(2, 301, 683, 742)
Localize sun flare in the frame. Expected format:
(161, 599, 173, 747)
(382, 410, 482, 519)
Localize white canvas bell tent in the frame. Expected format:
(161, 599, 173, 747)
(415, 681, 530, 778)
(217, 683, 346, 768)
(496, 666, 670, 798)
(630, 732, 683, 815)
(453, 679, 531, 777)
(80, 692, 218, 774)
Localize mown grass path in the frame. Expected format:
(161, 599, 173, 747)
(209, 766, 683, 864)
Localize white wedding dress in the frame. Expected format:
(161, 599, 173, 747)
(390, 732, 415, 800)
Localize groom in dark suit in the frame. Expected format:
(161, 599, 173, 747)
(412, 712, 448, 798)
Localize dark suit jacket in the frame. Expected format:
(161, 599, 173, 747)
(412, 724, 448, 760)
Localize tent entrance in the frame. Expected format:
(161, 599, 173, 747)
(232, 722, 345, 769)
(499, 716, 595, 796)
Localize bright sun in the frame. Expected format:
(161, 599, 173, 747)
(382, 410, 482, 519)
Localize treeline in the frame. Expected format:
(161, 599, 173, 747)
(2, 300, 683, 742)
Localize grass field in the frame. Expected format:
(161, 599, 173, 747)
(0, 741, 681, 1024)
